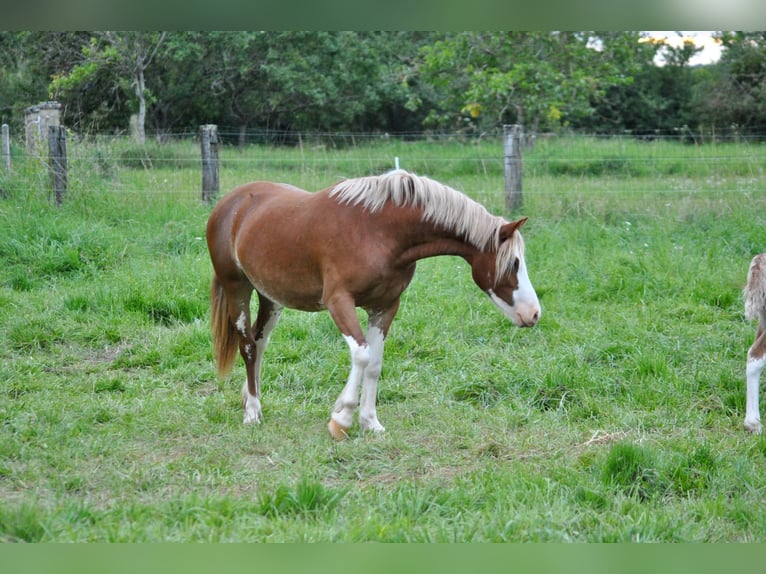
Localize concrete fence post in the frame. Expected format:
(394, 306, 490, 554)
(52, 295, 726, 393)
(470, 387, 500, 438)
(25, 101, 61, 156)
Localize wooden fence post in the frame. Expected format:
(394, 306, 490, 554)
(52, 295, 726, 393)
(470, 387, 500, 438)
(201, 124, 219, 203)
(503, 124, 523, 211)
(2, 124, 10, 174)
(48, 125, 67, 206)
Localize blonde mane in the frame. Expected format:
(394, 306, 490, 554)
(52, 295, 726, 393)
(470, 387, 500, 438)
(329, 170, 524, 282)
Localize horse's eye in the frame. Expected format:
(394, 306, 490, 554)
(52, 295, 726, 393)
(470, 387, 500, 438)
(513, 257, 520, 274)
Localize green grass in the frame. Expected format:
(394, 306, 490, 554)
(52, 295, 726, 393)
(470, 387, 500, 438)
(1, 136, 766, 541)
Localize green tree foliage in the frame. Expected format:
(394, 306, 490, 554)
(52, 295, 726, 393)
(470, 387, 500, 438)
(0, 32, 33, 127)
(3, 31, 766, 140)
(34, 31, 432, 140)
(697, 32, 766, 134)
(589, 33, 703, 135)
(0, 32, 84, 130)
(50, 31, 167, 143)
(407, 32, 643, 136)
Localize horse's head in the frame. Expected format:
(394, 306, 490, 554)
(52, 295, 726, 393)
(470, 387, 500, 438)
(471, 217, 541, 328)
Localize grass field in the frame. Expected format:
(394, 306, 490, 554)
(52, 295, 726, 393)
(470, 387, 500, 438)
(1, 135, 766, 542)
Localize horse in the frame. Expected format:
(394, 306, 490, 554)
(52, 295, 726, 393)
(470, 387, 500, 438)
(744, 253, 766, 433)
(205, 169, 541, 440)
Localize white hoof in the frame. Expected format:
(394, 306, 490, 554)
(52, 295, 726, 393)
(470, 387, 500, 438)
(359, 415, 385, 434)
(242, 389, 263, 424)
(243, 406, 262, 424)
(744, 418, 762, 434)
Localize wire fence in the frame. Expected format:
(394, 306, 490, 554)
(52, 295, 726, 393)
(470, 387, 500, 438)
(2, 127, 766, 212)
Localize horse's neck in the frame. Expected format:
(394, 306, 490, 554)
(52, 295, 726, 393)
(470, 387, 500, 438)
(394, 218, 481, 266)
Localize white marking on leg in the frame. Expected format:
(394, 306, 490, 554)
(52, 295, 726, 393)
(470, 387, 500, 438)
(241, 305, 282, 426)
(235, 311, 248, 337)
(745, 353, 765, 434)
(242, 379, 263, 424)
(359, 326, 386, 433)
(331, 335, 369, 431)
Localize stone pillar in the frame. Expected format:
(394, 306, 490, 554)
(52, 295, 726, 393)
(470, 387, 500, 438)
(24, 101, 62, 155)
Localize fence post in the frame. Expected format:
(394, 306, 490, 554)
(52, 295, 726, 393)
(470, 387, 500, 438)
(201, 124, 219, 203)
(48, 125, 67, 206)
(503, 124, 523, 211)
(2, 124, 10, 173)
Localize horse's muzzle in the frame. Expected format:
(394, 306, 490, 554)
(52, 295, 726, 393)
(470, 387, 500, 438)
(488, 290, 540, 328)
(514, 303, 540, 327)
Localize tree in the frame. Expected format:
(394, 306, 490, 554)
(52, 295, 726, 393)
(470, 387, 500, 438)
(588, 32, 703, 135)
(0, 32, 87, 130)
(3, 30, 740, 141)
(178, 32, 428, 141)
(50, 31, 166, 142)
(149, 31, 226, 136)
(407, 32, 639, 137)
(697, 32, 766, 135)
(0, 32, 35, 127)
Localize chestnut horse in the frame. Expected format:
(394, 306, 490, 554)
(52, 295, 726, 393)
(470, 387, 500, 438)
(744, 253, 766, 433)
(205, 170, 541, 439)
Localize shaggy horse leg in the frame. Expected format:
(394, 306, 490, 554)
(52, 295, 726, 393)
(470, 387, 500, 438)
(241, 294, 282, 424)
(218, 280, 259, 423)
(325, 301, 400, 439)
(328, 334, 369, 439)
(358, 304, 399, 433)
(745, 325, 766, 434)
(324, 292, 370, 439)
(357, 324, 385, 433)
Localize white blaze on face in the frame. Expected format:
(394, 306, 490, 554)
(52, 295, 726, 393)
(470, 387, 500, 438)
(489, 253, 540, 327)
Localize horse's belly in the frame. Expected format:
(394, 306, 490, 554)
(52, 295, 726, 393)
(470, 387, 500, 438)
(239, 265, 325, 312)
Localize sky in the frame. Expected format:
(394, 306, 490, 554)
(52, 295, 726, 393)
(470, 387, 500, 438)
(644, 31, 723, 66)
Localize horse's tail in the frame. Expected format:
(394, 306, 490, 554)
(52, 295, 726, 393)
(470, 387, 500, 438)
(210, 273, 239, 377)
(745, 254, 766, 322)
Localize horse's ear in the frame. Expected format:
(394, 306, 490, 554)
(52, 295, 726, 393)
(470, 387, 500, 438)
(499, 217, 528, 243)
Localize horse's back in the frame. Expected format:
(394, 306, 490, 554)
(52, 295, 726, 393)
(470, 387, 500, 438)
(208, 181, 312, 243)
(210, 181, 307, 223)
(207, 181, 310, 273)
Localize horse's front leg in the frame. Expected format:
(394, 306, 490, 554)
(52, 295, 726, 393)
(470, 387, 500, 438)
(745, 327, 766, 434)
(324, 291, 371, 439)
(357, 323, 385, 433)
(358, 304, 400, 433)
(327, 332, 369, 439)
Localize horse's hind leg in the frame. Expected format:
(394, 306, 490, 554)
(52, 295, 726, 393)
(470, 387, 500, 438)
(216, 276, 264, 424)
(241, 293, 282, 424)
(745, 323, 766, 434)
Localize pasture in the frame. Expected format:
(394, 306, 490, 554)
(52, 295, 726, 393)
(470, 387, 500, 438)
(1, 134, 766, 542)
